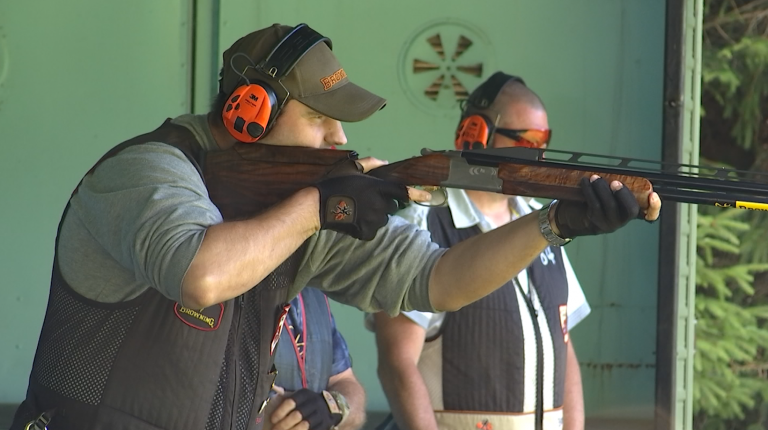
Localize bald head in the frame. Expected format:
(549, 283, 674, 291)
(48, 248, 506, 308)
(479, 80, 547, 130)
(457, 76, 551, 150)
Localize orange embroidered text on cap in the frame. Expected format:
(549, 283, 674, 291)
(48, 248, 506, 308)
(321, 69, 347, 90)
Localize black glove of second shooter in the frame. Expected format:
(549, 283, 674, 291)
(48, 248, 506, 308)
(314, 174, 409, 241)
(553, 176, 640, 238)
(284, 389, 342, 430)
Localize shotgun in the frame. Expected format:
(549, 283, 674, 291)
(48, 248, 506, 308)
(202, 142, 768, 221)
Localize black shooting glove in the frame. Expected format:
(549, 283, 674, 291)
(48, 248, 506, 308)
(285, 389, 342, 430)
(314, 174, 408, 241)
(553, 176, 640, 238)
(314, 168, 409, 241)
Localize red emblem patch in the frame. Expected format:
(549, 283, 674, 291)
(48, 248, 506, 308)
(476, 419, 493, 429)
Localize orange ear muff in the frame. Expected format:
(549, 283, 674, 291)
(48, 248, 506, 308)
(222, 84, 276, 143)
(454, 114, 494, 150)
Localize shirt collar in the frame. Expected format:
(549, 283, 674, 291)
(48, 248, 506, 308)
(445, 188, 542, 232)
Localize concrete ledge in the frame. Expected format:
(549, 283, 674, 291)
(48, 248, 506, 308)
(0, 405, 390, 429)
(585, 418, 654, 430)
(0, 404, 652, 430)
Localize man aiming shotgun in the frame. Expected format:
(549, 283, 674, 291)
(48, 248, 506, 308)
(13, 23, 659, 430)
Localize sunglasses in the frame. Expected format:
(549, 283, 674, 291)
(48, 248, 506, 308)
(494, 128, 552, 148)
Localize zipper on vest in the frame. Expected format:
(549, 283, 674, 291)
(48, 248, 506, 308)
(515, 279, 544, 430)
(230, 294, 245, 428)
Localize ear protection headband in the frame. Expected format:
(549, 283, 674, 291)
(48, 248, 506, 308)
(222, 24, 330, 143)
(454, 72, 525, 150)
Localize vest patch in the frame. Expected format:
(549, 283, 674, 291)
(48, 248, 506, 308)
(173, 303, 223, 331)
(539, 246, 557, 265)
(477, 419, 493, 429)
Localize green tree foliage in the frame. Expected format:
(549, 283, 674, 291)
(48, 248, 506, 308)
(693, 208, 768, 428)
(694, 0, 768, 428)
(700, 0, 768, 171)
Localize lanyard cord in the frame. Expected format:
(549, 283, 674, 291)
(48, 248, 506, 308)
(283, 293, 308, 389)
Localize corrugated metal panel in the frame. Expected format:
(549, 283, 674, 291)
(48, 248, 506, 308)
(0, 0, 192, 403)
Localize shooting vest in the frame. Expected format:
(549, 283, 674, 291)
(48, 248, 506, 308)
(415, 206, 570, 430)
(12, 119, 305, 430)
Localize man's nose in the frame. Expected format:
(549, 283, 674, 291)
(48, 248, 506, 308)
(326, 120, 347, 146)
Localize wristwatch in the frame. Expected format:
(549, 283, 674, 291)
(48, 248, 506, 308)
(322, 390, 350, 428)
(538, 200, 572, 246)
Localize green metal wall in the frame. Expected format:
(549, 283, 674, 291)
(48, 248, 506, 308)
(0, 0, 671, 423)
(0, 0, 193, 403)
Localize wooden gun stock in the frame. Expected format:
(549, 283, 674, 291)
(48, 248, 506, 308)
(498, 165, 653, 210)
(203, 144, 655, 222)
(369, 155, 654, 210)
(203, 144, 360, 220)
(203, 143, 768, 219)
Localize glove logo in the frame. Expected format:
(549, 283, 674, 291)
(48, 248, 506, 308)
(333, 201, 351, 220)
(327, 196, 354, 223)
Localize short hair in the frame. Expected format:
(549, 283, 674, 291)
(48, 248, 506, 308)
(209, 91, 229, 126)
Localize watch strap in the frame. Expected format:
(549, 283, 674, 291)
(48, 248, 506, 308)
(539, 200, 572, 246)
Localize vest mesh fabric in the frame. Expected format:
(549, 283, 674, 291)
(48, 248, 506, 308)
(205, 328, 235, 430)
(32, 271, 140, 406)
(13, 119, 308, 430)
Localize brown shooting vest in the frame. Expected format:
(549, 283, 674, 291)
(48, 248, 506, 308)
(415, 206, 570, 430)
(12, 119, 306, 430)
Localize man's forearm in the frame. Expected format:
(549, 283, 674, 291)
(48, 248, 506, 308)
(429, 211, 547, 311)
(563, 341, 585, 430)
(328, 373, 366, 430)
(182, 187, 320, 308)
(378, 362, 439, 430)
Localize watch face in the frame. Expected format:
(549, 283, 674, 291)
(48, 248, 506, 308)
(322, 391, 342, 414)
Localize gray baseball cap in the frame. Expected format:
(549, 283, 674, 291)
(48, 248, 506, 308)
(220, 24, 387, 122)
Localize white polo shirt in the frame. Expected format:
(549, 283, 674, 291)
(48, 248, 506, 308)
(366, 188, 590, 338)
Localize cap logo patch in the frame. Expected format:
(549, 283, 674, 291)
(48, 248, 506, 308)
(320, 68, 347, 90)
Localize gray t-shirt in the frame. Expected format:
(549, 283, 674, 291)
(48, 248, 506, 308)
(58, 114, 444, 315)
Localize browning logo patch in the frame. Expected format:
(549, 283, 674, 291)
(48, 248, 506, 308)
(559, 304, 569, 343)
(320, 68, 347, 90)
(174, 303, 223, 331)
